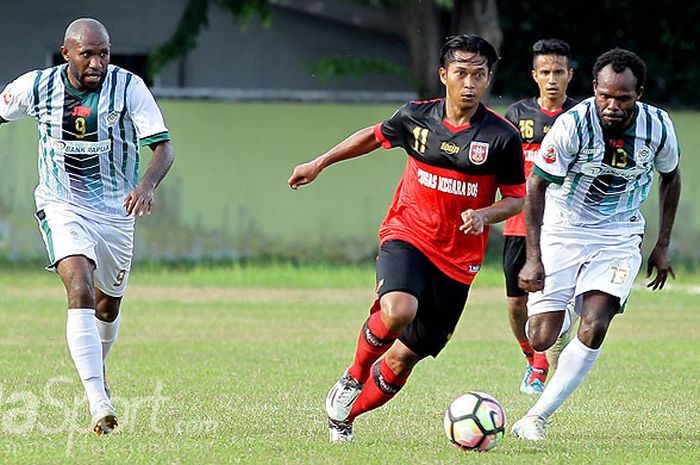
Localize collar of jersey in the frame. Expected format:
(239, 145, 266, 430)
(61, 66, 101, 97)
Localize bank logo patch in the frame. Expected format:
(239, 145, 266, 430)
(468, 141, 489, 165)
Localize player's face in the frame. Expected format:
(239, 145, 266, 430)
(594, 65, 641, 130)
(531, 54, 573, 101)
(61, 29, 110, 91)
(439, 51, 492, 110)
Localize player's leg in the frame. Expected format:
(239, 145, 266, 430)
(513, 233, 642, 440)
(94, 289, 121, 399)
(513, 291, 618, 440)
(57, 256, 116, 435)
(35, 206, 116, 435)
(545, 297, 580, 371)
(503, 236, 548, 393)
(334, 260, 469, 441)
(91, 219, 133, 404)
(326, 240, 425, 432)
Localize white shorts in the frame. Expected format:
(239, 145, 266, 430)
(34, 203, 135, 297)
(527, 228, 643, 317)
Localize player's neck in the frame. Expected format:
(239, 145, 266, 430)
(443, 100, 480, 127)
(537, 95, 567, 112)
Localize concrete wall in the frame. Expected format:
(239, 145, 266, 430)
(0, 0, 413, 96)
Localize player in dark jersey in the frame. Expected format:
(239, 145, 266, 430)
(503, 39, 576, 395)
(289, 35, 525, 443)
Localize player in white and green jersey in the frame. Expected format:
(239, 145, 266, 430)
(512, 48, 681, 441)
(0, 18, 174, 435)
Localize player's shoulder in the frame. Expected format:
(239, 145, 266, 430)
(637, 101, 673, 123)
(482, 105, 520, 137)
(506, 97, 537, 114)
(404, 97, 443, 114)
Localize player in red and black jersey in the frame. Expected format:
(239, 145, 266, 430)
(502, 39, 576, 395)
(289, 35, 525, 443)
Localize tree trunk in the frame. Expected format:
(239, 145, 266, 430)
(451, 0, 502, 54)
(402, 0, 444, 99)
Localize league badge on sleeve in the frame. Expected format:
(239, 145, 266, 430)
(468, 141, 489, 165)
(1, 91, 12, 106)
(543, 145, 557, 164)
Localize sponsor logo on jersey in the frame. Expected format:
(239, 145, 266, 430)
(468, 265, 481, 273)
(2, 91, 12, 105)
(49, 136, 111, 154)
(417, 168, 478, 197)
(543, 124, 552, 134)
(543, 146, 557, 163)
(440, 141, 460, 155)
(636, 146, 653, 164)
(468, 141, 489, 165)
(71, 106, 91, 117)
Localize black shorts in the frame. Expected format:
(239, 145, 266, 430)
(503, 235, 527, 297)
(375, 240, 470, 358)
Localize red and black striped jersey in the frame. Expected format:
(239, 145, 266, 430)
(503, 97, 577, 236)
(374, 99, 525, 285)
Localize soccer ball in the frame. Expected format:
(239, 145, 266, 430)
(444, 391, 506, 451)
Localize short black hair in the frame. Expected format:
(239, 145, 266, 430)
(593, 48, 646, 92)
(532, 38, 571, 65)
(440, 34, 499, 70)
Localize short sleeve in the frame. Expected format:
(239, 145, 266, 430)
(497, 132, 526, 197)
(532, 113, 579, 185)
(654, 111, 680, 174)
(0, 71, 37, 122)
(375, 104, 410, 150)
(126, 75, 170, 146)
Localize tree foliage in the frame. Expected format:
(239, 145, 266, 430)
(147, 0, 270, 79)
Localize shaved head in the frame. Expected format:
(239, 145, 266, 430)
(61, 18, 111, 91)
(63, 18, 110, 46)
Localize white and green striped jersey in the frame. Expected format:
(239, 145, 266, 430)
(0, 64, 170, 221)
(533, 97, 679, 234)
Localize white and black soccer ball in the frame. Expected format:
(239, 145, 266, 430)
(444, 391, 506, 452)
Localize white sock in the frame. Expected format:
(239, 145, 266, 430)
(95, 312, 120, 363)
(527, 336, 601, 420)
(66, 308, 109, 412)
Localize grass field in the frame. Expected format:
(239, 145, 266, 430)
(0, 265, 698, 464)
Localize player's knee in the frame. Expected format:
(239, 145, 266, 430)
(380, 294, 418, 331)
(527, 321, 559, 352)
(94, 302, 119, 322)
(577, 318, 609, 348)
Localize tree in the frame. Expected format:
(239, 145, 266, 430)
(148, 0, 502, 99)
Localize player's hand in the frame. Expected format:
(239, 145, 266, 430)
(288, 160, 321, 190)
(124, 184, 155, 216)
(646, 244, 675, 291)
(459, 209, 486, 235)
(518, 259, 545, 292)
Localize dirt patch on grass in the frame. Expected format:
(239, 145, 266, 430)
(2, 284, 506, 303)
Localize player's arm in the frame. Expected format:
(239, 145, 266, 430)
(124, 140, 175, 216)
(288, 126, 381, 190)
(646, 167, 681, 290)
(459, 197, 523, 235)
(518, 173, 549, 292)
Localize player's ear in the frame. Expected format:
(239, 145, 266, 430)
(60, 45, 70, 62)
(593, 79, 598, 92)
(439, 67, 447, 85)
(531, 69, 537, 83)
(567, 68, 574, 83)
(636, 86, 644, 100)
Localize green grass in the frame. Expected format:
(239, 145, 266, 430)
(0, 266, 698, 464)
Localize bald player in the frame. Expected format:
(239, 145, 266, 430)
(0, 18, 174, 435)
